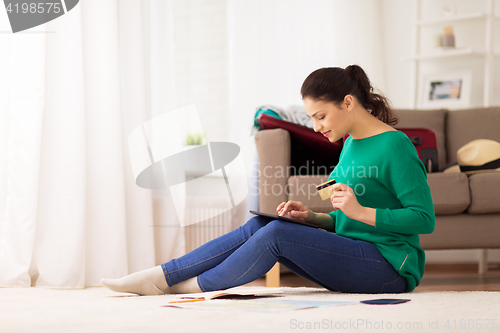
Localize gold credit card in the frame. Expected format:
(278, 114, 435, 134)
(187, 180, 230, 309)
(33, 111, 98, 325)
(316, 179, 336, 200)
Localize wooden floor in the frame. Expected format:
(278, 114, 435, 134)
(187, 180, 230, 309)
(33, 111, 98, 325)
(245, 263, 500, 291)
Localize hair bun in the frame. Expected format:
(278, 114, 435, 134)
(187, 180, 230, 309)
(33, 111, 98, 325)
(345, 65, 363, 81)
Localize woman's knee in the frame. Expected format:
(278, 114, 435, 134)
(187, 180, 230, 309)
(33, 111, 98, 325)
(251, 220, 289, 240)
(243, 219, 296, 246)
(242, 216, 272, 236)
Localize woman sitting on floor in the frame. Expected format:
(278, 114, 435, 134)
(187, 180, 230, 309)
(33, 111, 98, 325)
(101, 64, 435, 295)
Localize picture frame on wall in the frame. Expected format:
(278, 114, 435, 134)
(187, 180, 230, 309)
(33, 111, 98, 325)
(419, 71, 472, 109)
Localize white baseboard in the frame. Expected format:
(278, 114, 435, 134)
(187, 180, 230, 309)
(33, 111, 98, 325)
(425, 249, 500, 264)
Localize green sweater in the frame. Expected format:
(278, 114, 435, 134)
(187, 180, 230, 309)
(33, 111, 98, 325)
(326, 131, 435, 292)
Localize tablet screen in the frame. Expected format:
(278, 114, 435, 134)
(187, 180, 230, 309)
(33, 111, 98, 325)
(249, 210, 320, 228)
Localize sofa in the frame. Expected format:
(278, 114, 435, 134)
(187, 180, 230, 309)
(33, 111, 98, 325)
(255, 107, 500, 287)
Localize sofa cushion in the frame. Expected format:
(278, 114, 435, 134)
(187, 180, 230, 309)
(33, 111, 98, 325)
(427, 172, 470, 215)
(420, 214, 500, 250)
(447, 107, 500, 165)
(287, 175, 332, 213)
(467, 172, 500, 214)
(393, 109, 447, 170)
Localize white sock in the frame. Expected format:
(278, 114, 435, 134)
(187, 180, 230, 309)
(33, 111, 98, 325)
(100, 265, 202, 296)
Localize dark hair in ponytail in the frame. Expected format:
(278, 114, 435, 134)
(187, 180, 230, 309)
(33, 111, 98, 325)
(300, 65, 398, 126)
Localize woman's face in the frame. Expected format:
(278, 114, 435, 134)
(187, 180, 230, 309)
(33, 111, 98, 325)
(303, 97, 350, 143)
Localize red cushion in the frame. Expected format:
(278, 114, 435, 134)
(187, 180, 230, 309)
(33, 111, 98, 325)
(258, 114, 343, 155)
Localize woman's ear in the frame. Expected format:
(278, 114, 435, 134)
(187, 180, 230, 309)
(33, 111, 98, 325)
(344, 95, 354, 111)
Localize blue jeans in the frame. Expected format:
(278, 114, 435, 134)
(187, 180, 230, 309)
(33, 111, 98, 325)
(161, 216, 407, 294)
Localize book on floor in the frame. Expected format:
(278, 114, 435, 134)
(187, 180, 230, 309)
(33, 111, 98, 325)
(170, 286, 284, 302)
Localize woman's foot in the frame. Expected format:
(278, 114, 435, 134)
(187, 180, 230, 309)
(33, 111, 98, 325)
(100, 265, 201, 295)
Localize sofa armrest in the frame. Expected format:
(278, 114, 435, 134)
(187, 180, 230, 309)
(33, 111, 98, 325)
(255, 129, 291, 214)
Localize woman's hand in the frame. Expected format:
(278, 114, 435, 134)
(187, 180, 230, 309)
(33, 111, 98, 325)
(330, 182, 363, 220)
(276, 201, 316, 223)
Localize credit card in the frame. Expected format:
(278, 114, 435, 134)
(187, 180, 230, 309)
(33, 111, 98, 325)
(316, 179, 336, 200)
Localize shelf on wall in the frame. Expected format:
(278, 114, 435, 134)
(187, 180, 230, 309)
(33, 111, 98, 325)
(408, 0, 498, 108)
(402, 48, 486, 61)
(416, 13, 488, 26)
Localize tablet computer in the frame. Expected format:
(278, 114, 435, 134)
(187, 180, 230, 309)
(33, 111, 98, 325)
(249, 210, 320, 228)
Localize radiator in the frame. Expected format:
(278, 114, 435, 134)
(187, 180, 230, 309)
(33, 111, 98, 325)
(184, 197, 233, 253)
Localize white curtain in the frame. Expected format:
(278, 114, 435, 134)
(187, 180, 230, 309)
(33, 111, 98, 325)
(0, 0, 191, 288)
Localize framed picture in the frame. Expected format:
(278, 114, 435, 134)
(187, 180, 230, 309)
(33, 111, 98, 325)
(420, 71, 472, 108)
